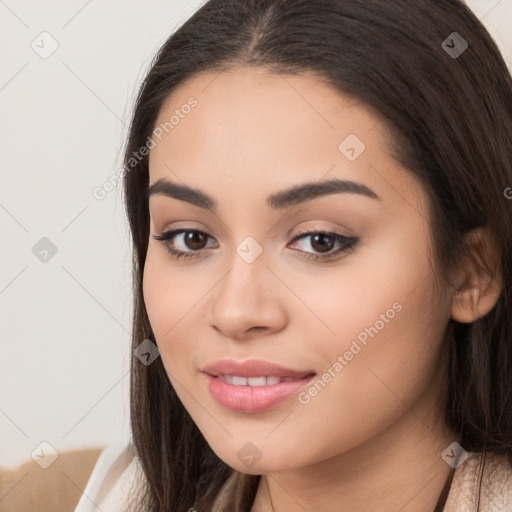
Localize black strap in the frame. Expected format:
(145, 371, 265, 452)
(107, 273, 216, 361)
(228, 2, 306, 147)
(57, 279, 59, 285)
(433, 466, 456, 512)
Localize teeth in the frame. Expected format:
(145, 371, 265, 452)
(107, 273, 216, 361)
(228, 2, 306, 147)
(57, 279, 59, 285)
(217, 375, 290, 386)
(247, 377, 266, 386)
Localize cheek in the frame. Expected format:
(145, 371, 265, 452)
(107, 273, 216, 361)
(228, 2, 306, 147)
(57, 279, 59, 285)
(290, 226, 436, 354)
(283, 290, 446, 469)
(142, 248, 202, 370)
(291, 228, 447, 411)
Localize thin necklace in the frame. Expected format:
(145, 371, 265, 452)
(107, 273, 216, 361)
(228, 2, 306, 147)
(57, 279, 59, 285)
(265, 475, 275, 512)
(433, 466, 456, 512)
(262, 467, 456, 512)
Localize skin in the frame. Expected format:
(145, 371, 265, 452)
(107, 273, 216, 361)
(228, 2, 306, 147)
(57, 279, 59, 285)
(143, 66, 502, 511)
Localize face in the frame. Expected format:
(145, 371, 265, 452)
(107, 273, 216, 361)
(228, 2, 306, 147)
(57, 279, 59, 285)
(143, 66, 454, 474)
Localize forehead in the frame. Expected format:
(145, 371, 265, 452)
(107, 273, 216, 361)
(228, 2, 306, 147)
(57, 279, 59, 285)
(147, 66, 423, 213)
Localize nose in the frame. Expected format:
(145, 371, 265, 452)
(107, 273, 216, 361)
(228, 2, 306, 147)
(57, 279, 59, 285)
(207, 249, 288, 340)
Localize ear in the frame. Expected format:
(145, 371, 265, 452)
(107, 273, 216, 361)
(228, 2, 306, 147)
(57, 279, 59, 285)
(450, 227, 503, 323)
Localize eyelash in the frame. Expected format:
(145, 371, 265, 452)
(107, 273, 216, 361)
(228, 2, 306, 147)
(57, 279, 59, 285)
(152, 227, 359, 262)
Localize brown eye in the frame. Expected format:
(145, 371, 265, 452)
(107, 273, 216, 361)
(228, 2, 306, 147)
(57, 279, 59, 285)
(289, 230, 359, 261)
(309, 233, 336, 253)
(152, 229, 217, 260)
(182, 231, 209, 251)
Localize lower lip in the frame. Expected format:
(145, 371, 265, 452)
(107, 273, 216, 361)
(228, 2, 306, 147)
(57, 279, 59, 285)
(204, 373, 316, 413)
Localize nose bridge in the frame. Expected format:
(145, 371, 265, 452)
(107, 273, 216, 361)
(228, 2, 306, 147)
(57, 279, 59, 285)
(217, 238, 268, 305)
(208, 237, 286, 337)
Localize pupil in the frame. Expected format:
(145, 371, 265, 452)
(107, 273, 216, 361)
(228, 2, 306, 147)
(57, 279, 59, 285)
(311, 234, 334, 253)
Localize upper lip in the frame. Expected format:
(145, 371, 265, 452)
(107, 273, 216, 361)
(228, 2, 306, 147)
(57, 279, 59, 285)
(202, 359, 316, 378)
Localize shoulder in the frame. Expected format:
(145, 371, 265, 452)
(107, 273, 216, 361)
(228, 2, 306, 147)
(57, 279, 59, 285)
(74, 441, 147, 512)
(444, 450, 512, 512)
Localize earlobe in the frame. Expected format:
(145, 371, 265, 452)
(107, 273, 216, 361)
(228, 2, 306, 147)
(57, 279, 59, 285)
(450, 228, 503, 324)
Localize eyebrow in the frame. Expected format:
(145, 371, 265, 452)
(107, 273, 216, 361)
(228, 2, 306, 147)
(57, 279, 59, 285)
(147, 177, 380, 211)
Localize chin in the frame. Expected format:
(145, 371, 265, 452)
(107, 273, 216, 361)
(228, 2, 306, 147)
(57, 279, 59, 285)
(208, 441, 302, 475)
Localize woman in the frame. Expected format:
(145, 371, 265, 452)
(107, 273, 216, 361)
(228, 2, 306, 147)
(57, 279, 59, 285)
(75, 0, 512, 510)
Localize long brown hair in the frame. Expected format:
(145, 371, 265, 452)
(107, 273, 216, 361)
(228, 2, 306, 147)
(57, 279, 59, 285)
(122, 1, 512, 510)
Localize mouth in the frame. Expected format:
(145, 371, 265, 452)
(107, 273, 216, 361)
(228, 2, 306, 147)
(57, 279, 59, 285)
(201, 359, 316, 413)
(214, 375, 307, 386)
(202, 358, 315, 379)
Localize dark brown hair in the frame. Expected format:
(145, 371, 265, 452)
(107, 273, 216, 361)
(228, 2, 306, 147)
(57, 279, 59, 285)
(122, 0, 512, 510)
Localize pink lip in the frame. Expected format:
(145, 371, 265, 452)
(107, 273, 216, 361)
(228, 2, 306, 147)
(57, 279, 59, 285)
(201, 359, 316, 413)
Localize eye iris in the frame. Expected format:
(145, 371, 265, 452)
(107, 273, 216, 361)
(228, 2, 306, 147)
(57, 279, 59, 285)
(185, 231, 208, 250)
(310, 233, 335, 253)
